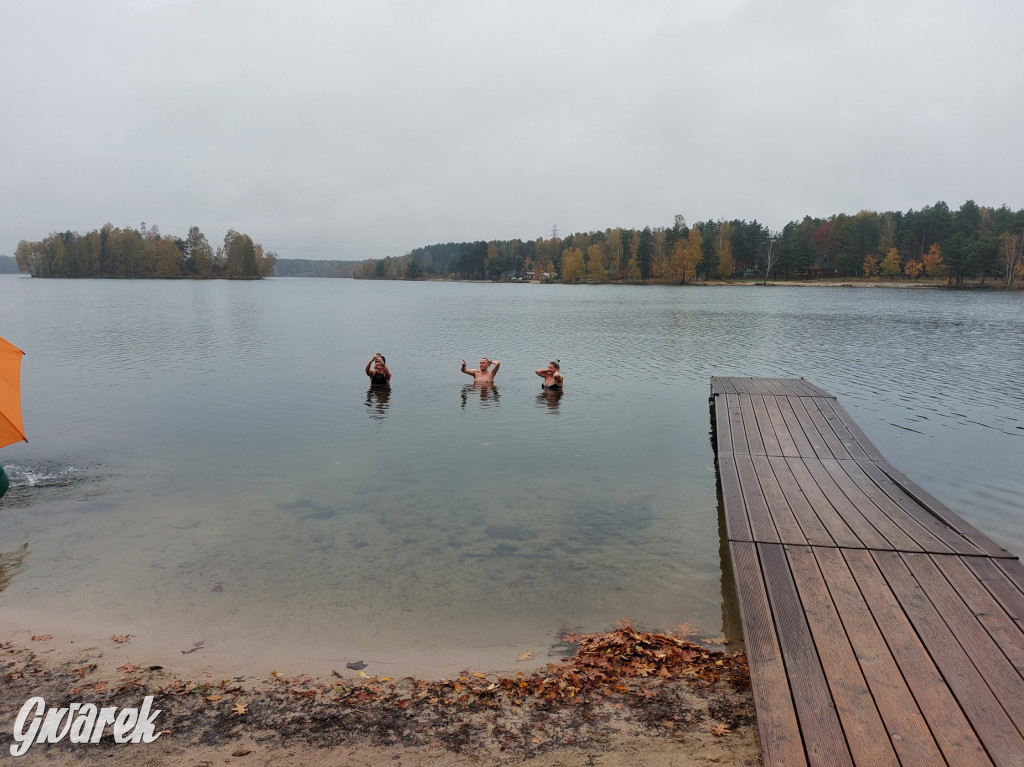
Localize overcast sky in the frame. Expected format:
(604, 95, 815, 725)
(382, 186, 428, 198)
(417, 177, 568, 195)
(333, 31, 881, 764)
(2, 0, 1022, 260)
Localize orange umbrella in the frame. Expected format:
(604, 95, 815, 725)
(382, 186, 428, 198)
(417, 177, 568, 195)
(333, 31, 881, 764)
(0, 336, 27, 449)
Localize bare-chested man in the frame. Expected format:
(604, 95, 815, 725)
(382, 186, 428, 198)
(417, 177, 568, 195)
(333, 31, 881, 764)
(461, 357, 500, 384)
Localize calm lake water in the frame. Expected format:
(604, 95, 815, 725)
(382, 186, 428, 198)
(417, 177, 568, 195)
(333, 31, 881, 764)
(1, 276, 1022, 675)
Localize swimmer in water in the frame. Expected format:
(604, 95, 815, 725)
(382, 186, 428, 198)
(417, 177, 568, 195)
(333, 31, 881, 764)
(461, 357, 500, 384)
(365, 353, 392, 387)
(535, 360, 563, 389)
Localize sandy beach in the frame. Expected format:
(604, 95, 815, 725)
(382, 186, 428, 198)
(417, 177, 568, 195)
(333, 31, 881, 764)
(1, 623, 761, 766)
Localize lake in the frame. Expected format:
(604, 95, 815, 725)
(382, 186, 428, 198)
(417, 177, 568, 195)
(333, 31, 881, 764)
(0, 276, 1022, 676)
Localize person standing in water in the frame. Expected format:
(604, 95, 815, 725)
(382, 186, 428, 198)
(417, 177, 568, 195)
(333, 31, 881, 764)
(534, 360, 564, 389)
(365, 353, 392, 387)
(461, 357, 500, 384)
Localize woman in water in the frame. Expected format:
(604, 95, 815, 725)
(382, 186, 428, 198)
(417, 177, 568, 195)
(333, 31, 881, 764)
(365, 353, 392, 387)
(534, 360, 563, 389)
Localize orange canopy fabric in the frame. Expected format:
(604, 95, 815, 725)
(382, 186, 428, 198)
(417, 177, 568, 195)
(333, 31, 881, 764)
(0, 336, 27, 448)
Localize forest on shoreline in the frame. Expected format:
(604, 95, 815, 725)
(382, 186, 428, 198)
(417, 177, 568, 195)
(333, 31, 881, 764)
(354, 201, 1024, 288)
(13, 224, 275, 279)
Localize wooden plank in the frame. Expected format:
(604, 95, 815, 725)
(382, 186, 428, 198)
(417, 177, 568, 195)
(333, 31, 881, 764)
(933, 555, 1024, 676)
(752, 455, 807, 545)
(874, 461, 1014, 559)
(899, 553, 1024, 734)
(788, 397, 834, 459)
(812, 547, 946, 766)
(761, 379, 794, 396)
(856, 460, 984, 557)
(797, 379, 836, 398)
(996, 559, 1024, 591)
(753, 395, 784, 457)
(873, 551, 1024, 764)
(730, 541, 808, 767)
(759, 543, 853, 766)
(794, 397, 852, 460)
(821, 399, 886, 462)
(776, 396, 817, 458)
(842, 549, 992, 767)
(717, 455, 753, 542)
(736, 455, 781, 543)
(777, 379, 813, 397)
(725, 393, 749, 456)
(785, 458, 862, 549)
(768, 457, 836, 547)
(713, 393, 734, 458)
(763, 395, 801, 458)
(786, 546, 899, 766)
(740, 395, 767, 456)
(745, 378, 773, 395)
(819, 458, 923, 552)
(966, 558, 1024, 622)
(811, 399, 870, 461)
(801, 459, 892, 550)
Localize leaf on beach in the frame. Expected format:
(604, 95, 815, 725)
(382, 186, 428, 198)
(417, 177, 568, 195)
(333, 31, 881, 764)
(232, 702, 248, 716)
(711, 723, 731, 736)
(112, 634, 132, 643)
(705, 637, 729, 645)
(345, 660, 368, 670)
(517, 652, 533, 662)
(31, 635, 54, 641)
(181, 641, 206, 655)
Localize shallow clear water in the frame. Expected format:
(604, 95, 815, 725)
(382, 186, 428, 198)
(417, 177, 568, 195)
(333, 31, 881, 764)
(1, 276, 1022, 673)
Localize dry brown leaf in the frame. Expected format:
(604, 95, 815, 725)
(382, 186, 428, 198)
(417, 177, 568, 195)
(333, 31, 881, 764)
(30, 635, 54, 642)
(204, 694, 221, 701)
(111, 634, 132, 643)
(711, 723, 731, 736)
(517, 652, 533, 662)
(232, 702, 248, 716)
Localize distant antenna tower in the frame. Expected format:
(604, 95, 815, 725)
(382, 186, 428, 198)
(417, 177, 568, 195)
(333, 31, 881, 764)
(140, 221, 147, 238)
(551, 224, 559, 239)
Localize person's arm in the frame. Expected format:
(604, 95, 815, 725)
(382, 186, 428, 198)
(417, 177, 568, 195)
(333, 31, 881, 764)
(381, 364, 392, 383)
(461, 360, 476, 377)
(555, 371, 564, 385)
(490, 360, 500, 376)
(534, 368, 548, 378)
(365, 358, 375, 377)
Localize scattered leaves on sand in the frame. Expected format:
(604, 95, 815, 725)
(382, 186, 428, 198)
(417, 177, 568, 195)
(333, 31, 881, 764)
(31, 635, 53, 641)
(232, 702, 248, 716)
(705, 636, 729, 645)
(111, 634, 132, 643)
(711, 723, 732, 736)
(517, 651, 533, 662)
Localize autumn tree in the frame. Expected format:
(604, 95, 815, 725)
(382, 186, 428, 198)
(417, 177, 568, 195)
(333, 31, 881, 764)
(561, 247, 585, 283)
(185, 226, 214, 278)
(921, 243, 943, 277)
(880, 247, 901, 278)
(586, 244, 609, 283)
(904, 259, 923, 279)
(862, 254, 880, 277)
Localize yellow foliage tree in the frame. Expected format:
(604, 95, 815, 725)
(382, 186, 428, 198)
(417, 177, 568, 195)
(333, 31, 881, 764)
(586, 244, 609, 283)
(904, 259, 923, 279)
(862, 254, 881, 278)
(561, 248, 585, 283)
(880, 247, 901, 278)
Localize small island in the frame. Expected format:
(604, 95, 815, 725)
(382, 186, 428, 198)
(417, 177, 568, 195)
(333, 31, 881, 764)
(13, 224, 275, 279)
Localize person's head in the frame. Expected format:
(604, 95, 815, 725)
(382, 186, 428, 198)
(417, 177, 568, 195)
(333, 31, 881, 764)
(374, 354, 386, 371)
(480, 358, 490, 370)
(548, 360, 560, 371)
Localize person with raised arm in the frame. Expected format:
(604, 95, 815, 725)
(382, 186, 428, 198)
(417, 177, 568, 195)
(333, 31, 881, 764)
(461, 357, 500, 384)
(365, 353, 392, 387)
(534, 360, 564, 389)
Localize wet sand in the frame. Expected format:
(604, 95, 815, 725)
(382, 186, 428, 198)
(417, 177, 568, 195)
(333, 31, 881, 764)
(1, 623, 761, 766)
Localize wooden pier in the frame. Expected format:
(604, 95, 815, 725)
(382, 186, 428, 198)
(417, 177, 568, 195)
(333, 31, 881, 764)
(710, 377, 1024, 767)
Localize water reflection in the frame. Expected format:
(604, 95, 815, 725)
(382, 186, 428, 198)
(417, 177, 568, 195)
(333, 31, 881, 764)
(365, 386, 391, 419)
(536, 388, 563, 412)
(460, 383, 500, 409)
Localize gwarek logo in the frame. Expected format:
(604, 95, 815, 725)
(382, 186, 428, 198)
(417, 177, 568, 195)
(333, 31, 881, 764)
(10, 696, 162, 756)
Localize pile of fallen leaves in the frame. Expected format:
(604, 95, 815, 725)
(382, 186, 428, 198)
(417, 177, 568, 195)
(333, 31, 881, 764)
(1, 623, 754, 758)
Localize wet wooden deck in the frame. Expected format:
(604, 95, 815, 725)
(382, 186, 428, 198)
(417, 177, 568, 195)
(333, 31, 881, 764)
(710, 377, 1024, 767)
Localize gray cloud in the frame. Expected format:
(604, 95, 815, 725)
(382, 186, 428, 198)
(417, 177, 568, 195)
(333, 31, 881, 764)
(2, 0, 1022, 260)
